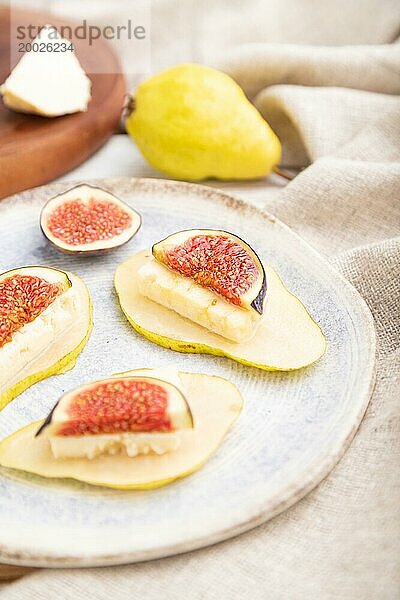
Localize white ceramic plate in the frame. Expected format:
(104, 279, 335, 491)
(0, 178, 376, 567)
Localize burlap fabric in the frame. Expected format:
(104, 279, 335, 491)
(1, 1, 399, 597)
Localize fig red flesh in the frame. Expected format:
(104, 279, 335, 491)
(46, 198, 133, 246)
(157, 234, 259, 306)
(0, 275, 62, 348)
(56, 380, 173, 436)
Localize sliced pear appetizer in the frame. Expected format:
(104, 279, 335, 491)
(115, 230, 326, 370)
(40, 184, 142, 254)
(0, 266, 92, 410)
(0, 368, 243, 489)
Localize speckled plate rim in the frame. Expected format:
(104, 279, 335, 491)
(0, 177, 376, 568)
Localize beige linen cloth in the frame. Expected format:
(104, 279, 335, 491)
(1, 3, 400, 599)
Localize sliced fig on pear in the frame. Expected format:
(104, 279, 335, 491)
(40, 184, 141, 255)
(0, 371, 243, 489)
(0, 266, 92, 410)
(36, 373, 194, 460)
(152, 229, 266, 314)
(115, 248, 326, 371)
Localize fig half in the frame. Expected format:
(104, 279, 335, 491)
(0, 370, 243, 489)
(40, 184, 141, 254)
(0, 266, 92, 410)
(153, 229, 266, 313)
(115, 249, 326, 371)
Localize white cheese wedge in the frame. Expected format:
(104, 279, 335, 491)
(47, 367, 190, 460)
(137, 258, 261, 343)
(0, 24, 91, 117)
(49, 432, 181, 460)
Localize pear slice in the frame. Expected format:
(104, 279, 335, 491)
(0, 372, 243, 489)
(1, 25, 91, 117)
(115, 250, 326, 371)
(0, 266, 92, 410)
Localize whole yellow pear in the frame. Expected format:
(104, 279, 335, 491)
(126, 64, 281, 180)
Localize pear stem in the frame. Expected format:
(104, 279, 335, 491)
(122, 95, 135, 119)
(273, 166, 296, 181)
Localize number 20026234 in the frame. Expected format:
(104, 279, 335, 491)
(18, 41, 74, 53)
